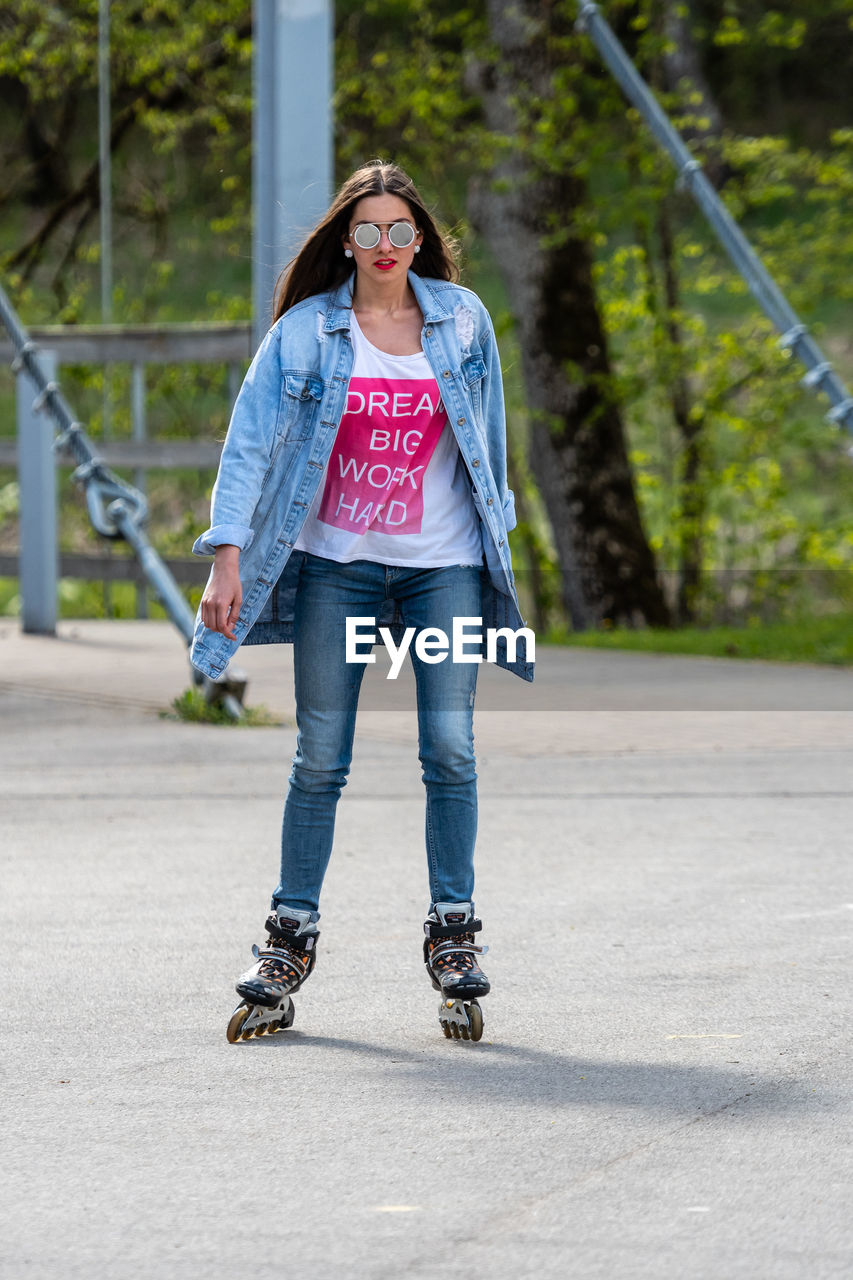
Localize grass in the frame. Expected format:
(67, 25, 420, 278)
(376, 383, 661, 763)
(547, 612, 853, 666)
(0, 577, 204, 619)
(162, 687, 282, 727)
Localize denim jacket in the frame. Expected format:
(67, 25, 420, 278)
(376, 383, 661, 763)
(190, 271, 534, 681)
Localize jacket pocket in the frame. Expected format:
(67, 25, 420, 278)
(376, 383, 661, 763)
(278, 373, 325, 442)
(460, 354, 487, 421)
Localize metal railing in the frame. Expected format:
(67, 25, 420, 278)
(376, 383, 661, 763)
(0, 287, 250, 715)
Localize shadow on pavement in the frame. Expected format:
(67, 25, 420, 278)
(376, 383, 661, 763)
(230, 1030, 813, 1116)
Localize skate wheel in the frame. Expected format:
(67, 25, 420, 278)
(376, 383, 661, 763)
(442, 1023, 452, 1039)
(467, 1002, 484, 1042)
(226, 1004, 250, 1044)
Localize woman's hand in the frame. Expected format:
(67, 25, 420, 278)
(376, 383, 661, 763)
(201, 544, 242, 640)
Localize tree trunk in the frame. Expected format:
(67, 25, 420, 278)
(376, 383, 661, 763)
(660, 0, 730, 188)
(471, 0, 670, 629)
(656, 198, 705, 623)
(661, 0, 723, 135)
(653, 2, 721, 617)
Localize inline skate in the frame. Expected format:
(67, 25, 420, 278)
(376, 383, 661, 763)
(424, 902, 490, 1042)
(226, 906, 319, 1043)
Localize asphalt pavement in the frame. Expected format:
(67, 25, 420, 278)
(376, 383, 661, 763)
(1, 620, 851, 1279)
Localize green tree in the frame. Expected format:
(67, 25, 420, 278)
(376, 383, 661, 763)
(0, 0, 253, 318)
(3, 0, 852, 628)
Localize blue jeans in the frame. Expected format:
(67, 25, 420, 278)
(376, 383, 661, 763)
(273, 554, 482, 917)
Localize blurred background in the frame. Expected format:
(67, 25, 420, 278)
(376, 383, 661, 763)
(1, 0, 852, 664)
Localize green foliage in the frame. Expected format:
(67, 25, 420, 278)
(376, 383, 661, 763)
(548, 607, 853, 665)
(2, 0, 853, 630)
(0, 1, 253, 321)
(163, 686, 282, 726)
(335, 0, 483, 191)
(550, 0, 853, 622)
(0, 575, 204, 620)
(691, 0, 853, 143)
(589, 108, 853, 619)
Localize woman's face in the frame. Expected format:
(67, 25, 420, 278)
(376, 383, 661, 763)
(343, 194, 423, 286)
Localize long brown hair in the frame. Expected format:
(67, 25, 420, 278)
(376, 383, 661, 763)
(272, 161, 459, 321)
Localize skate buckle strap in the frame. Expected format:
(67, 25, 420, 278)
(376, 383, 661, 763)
(429, 939, 488, 959)
(264, 929, 317, 952)
(252, 943, 311, 976)
(266, 914, 319, 948)
(424, 917, 483, 940)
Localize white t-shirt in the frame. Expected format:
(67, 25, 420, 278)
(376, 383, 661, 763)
(294, 311, 483, 567)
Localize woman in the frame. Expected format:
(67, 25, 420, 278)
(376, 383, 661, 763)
(191, 161, 533, 1043)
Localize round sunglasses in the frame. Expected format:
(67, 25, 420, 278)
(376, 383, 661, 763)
(351, 221, 417, 250)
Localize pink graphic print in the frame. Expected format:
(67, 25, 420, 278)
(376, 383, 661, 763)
(317, 377, 447, 535)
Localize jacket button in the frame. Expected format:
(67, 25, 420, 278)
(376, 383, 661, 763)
(487, 497, 493, 506)
(425, 327, 433, 337)
(457, 416, 466, 426)
(499, 538, 505, 547)
(472, 458, 480, 467)
(442, 370, 451, 378)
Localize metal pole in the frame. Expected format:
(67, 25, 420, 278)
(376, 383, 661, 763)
(252, 0, 333, 351)
(98, 0, 114, 619)
(17, 351, 58, 635)
(98, 0, 113, 329)
(576, 1, 853, 436)
(131, 361, 148, 617)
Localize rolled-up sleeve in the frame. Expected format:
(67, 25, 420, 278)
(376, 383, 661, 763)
(192, 324, 283, 557)
(192, 522, 255, 556)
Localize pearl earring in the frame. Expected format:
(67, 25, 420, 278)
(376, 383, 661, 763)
(344, 248, 353, 258)
(414, 245, 420, 254)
